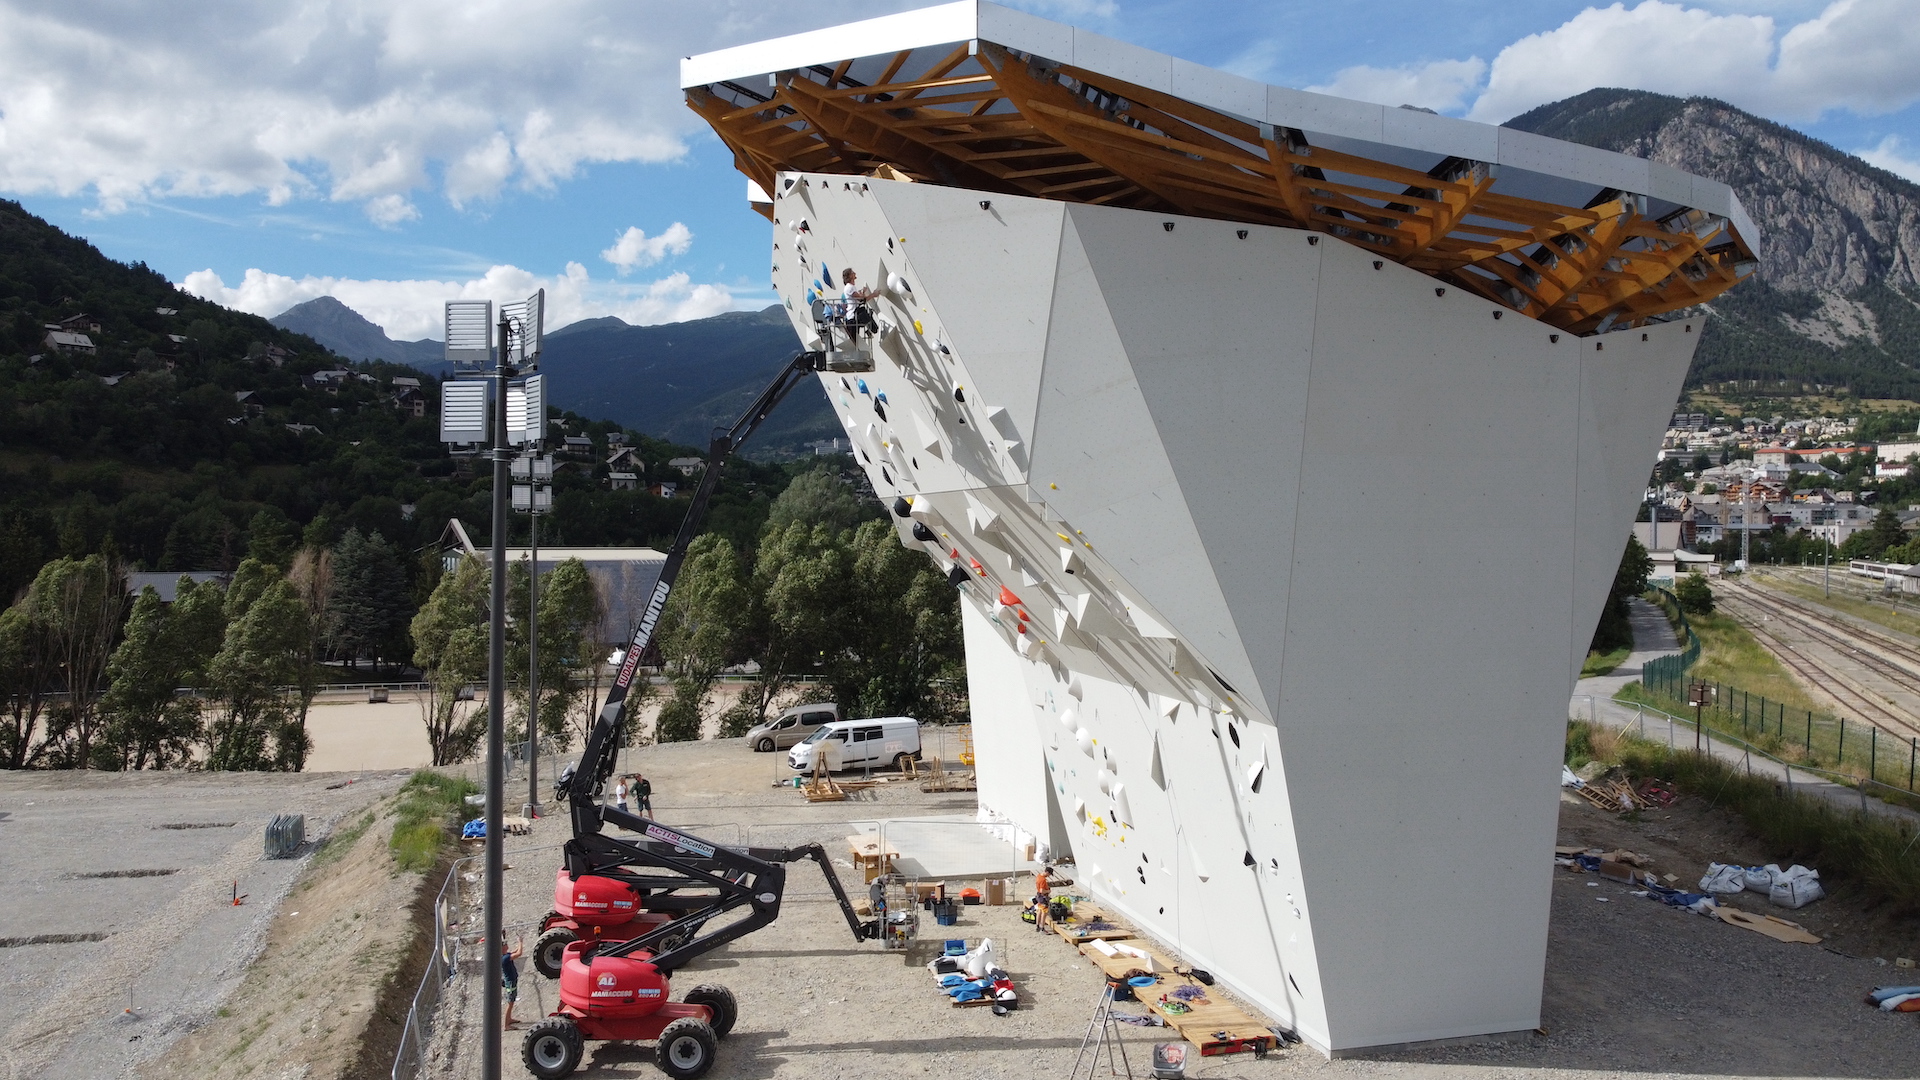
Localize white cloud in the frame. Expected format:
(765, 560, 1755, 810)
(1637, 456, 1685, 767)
(1855, 135, 1920, 184)
(180, 261, 737, 342)
(1466, 0, 1920, 124)
(600, 223, 694, 273)
(1307, 58, 1488, 114)
(0, 1, 912, 220)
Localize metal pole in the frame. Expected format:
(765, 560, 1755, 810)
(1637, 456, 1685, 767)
(483, 315, 509, 1080)
(528, 506, 540, 817)
(1825, 535, 1830, 597)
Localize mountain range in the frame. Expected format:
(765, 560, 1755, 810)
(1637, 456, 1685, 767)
(1507, 88, 1920, 398)
(271, 297, 835, 453)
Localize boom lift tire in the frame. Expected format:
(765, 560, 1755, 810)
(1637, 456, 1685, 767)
(655, 1017, 719, 1079)
(523, 1016, 585, 1080)
(680, 984, 737, 1038)
(534, 927, 578, 980)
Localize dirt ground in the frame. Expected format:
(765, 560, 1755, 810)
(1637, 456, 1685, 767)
(0, 769, 406, 1080)
(302, 683, 769, 774)
(416, 736, 1920, 1080)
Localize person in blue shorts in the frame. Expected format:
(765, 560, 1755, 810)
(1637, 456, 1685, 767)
(502, 936, 524, 1028)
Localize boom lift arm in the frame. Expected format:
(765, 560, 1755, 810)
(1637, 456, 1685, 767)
(550, 346, 880, 966)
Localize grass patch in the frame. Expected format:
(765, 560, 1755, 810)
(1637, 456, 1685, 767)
(1580, 644, 1633, 678)
(310, 811, 375, 870)
(1751, 568, 1920, 641)
(389, 772, 479, 873)
(1646, 588, 1821, 713)
(1567, 721, 1920, 914)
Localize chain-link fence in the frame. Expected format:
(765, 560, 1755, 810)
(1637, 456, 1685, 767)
(391, 842, 557, 1080)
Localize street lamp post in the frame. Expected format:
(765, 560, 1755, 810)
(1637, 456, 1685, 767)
(438, 290, 542, 1080)
(512, 449, 552, 816)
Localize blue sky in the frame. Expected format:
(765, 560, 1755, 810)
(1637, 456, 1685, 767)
(4, 0, 1916, 341)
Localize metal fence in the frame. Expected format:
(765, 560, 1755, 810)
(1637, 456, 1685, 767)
(392, 842, 557, 1080)
(1633, 673, 1920, 795)
(1639, 586, 1701, 690)
(1576, 694, 1920, 817)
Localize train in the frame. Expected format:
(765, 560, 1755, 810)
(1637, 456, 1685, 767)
(1848, 559, 1920, 594)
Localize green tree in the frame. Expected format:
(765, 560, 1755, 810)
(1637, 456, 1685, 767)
(206, 577, 312, 771)
(741, 521, 853, 727)
(507, 557, 604, 747)
(1674, 572, 1715, 615)
(246, 507, 300, 568)
(0, 601, 58, 768)
(328, 528, 409, 670)
(651, 535, 747, 741)
(409, 557, 489, 765)
(764, 467, 872, 534)
(97, 584, 210, 770)
(838, 520, 964, 720)
(27, 555, 127, 768)
(1588, 535, 1653, 655)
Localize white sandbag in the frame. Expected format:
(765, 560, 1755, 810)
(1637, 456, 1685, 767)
(1744, 864, 1780, 891)
(1698, 863, 1746, 895)
(1769, 865, 1824, 909)
(964, 937, 997, 979)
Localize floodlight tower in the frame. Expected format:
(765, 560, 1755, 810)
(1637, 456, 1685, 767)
(439, 288, 543, 1080)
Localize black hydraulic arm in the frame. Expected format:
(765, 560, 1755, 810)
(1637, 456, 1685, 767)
(557, 349, 825, 827)
(568, 813, 874, 972)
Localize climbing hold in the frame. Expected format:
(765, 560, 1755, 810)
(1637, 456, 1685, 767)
(911, 521, 937, 542)
(856, 378, 869, 396)
(892, 497, 912, 518)
(913, 320, 924, 334)
(946, 565, 970, 588)
(952, 384, 965, 403)
(998, 586, 1022, 608)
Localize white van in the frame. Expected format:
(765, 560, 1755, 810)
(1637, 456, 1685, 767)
(787, 717, 922, 773)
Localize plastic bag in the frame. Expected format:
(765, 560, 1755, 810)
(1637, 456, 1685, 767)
(1744, 864, 1780, 891)
(1769, 865, 1824, 909)
(1698, 863, 1746, 895)
(964, 938, 997, 979)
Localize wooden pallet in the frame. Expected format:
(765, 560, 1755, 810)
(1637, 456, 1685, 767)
(1140, 986, 1279, 1056)
(1052, 903, 1135, 944)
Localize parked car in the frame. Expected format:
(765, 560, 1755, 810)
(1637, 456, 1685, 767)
(787, 717, 922, 773)
(744, 702, 841, 752)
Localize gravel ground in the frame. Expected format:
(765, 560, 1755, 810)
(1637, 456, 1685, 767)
(418, 737, 1920, 1080)
(0, 769, 404, 1080)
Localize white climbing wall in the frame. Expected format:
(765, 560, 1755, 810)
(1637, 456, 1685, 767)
(768, 173, 1698, 1053)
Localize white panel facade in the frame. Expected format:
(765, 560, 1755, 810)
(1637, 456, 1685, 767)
(767, 174, 1700, 1053)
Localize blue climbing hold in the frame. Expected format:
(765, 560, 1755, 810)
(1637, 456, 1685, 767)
(857, 378, 869, 396)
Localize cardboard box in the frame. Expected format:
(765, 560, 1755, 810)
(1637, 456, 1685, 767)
(1597, 860, 1639, 884)
(984, 878, 1007, 906)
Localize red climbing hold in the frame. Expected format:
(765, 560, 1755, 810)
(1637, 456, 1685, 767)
(999, 586, 1022, 608)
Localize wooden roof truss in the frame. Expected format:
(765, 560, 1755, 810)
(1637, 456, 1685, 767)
(686, 42, 1753, 334)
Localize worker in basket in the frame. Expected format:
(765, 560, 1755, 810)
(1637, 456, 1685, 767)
(838, 268, 877, 336)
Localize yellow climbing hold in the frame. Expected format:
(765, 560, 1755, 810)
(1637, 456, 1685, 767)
(1091, 816, 1108, 837)
(1049, 483, 1057, 489)
(1056, 532, 1072, 543)
(913, 320, 924, 334)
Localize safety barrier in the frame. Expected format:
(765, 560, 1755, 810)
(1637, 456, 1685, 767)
(263, 814, 305, 859)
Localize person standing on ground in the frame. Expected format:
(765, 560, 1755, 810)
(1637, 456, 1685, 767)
(1033, 865, 1053, 932)
(635, 772, 653, 816)
(502, 936, 525, 1028)
(615, 775, 629, 815)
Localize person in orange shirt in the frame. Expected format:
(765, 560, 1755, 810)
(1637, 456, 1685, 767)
(1033, 866, 1053, 932)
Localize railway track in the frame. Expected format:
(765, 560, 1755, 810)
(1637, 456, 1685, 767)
(1715, 581, 1920, 741)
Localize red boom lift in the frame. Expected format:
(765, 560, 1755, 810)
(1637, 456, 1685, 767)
(525, 345, 880, 1079)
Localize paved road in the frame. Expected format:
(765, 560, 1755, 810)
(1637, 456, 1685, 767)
(1569, 598, 1920, 828)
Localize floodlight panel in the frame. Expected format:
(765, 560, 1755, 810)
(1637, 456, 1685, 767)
(439, 380, 489, 443)
(502, 288, 545, 367)
(445, 300, 493, 367)
(507, 373, 546, 445)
